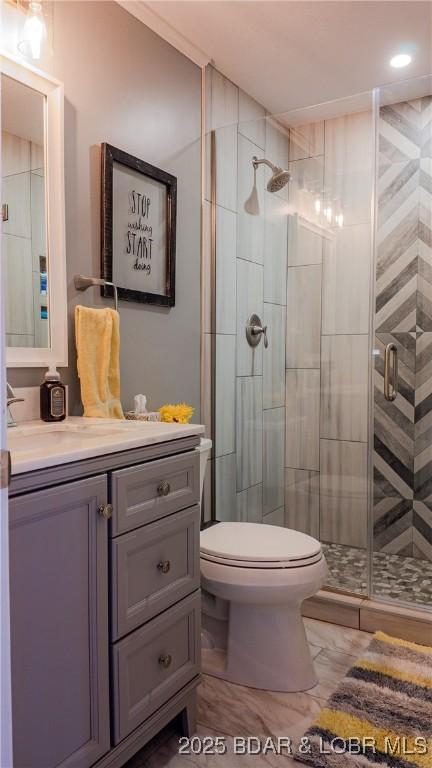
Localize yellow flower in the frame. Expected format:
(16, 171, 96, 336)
(159, 403, 194, 424)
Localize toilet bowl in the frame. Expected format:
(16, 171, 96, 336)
(195, 439, 327, 692)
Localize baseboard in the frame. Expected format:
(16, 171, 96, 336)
(302, 590, 432, 646)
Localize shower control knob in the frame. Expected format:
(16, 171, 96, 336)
(246, 314, 269, 349)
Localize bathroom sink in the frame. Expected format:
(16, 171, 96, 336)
(8, 423, 126, 455)
(8, 417, 205, 476)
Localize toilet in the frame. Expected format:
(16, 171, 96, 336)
(196, 439, 327, 693)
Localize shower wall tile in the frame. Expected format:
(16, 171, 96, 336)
(289, 122, 324, 161)
(263, 407, 285, 515)
(415, 331, 432, 503)
(215, 453, 237, 522)
(202, 457, 212, 524)
(2, 172, 31, 238)
(265, 118, 289, 201)
(285, 469, 319, 538)
(373, 497, 413, 555)
(322, 223, 371, 335)
(215, 334, 236, 457)
(2, 130, 31, 176)
(236, 376, 263, 491)
(285, 369, 320, 470)
(320, 334, 369, 442)
(238, 90, 266, 150)
(286, 265, 321, 368)
(324, 111, 373, 227)
(237, 483, 263, 523)
(206, 66, 239, 131)
(263, 303, 286, 409)
(413, 500, 432, 561)
(4, 234, 34, 337)
(237, 133, 265, 263)
(288, 156, 324, 222)
(236, 258, 263, 376)
(205, 125, 238, 212)
(202, 200, 211, 334)
(264, 193, 288, 304)
(202, 333, 212, 441)
(288, 215, 323, 267)
(263, 507, 285, 526)
(374, 333, 415, 501)
(216, 205, 237, 334)
(320, 439, 368, 549)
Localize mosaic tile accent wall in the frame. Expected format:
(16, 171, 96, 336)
(374, 95, 432, 562)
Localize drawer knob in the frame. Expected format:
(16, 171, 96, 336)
(98, 504, 113, 520)
(157, 560, 171, 574)
(157, 480, 171, 497)
(158, 653, 172, 669)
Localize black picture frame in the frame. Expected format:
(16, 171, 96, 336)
(100, 142, 177, 307)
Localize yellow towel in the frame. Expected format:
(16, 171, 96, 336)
(75, 306, 124, 419)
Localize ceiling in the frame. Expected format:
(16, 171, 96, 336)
(145, 1, 432, 117)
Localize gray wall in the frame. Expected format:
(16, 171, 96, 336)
(7, 1, 202, 419)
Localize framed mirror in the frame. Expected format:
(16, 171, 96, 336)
(1, 51, 67, 367)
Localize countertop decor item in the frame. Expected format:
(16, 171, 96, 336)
(295, 630, 432, 767)
(159, 403, 194, 424)
(101, 143, 177, 307)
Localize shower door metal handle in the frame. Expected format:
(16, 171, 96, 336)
(246, 314, 268, 348)
(384, 343, 398, 402)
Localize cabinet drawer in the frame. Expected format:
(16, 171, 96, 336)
(110, 452, 199, 535)
(111, 505, 200, 640)
(111, 591, 200, 744)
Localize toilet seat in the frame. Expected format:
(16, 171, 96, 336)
(200, 522, 322, 569)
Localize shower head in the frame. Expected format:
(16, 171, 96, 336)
(252, 156, 291, 193)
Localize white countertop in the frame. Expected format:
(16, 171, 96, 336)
(8, 417, 205, 475)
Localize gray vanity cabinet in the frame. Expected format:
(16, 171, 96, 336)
(9, 476, 110, 768)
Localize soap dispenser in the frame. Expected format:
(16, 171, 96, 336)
(40, 367, 66, 422)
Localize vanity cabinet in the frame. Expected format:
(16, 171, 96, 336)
(9, 436, 201, 768)
(9, 476, 110, 768)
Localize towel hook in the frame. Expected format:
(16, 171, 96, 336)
(74, 275, 118, 312)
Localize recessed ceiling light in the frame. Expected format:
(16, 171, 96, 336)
(390, 53, 412, 68)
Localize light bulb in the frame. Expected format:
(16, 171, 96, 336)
(18, 1, 46, 60)
(390, 54, 412, 69)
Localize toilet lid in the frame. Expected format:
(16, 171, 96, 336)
(200, 522, 322, 568)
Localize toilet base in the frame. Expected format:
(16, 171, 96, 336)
(202, 601, 318, 692)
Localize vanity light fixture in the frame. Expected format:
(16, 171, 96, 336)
(390, 53, 412, 68)
(18, 1, 46, 60)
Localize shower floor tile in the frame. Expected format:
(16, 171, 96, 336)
(322, 542, 432, 607)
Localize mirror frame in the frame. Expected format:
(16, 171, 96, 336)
(1, 51, 67, 368)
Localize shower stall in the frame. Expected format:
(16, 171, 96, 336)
(202, 66, 432, 610)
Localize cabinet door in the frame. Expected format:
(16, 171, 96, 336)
(9, 476, 110, 768)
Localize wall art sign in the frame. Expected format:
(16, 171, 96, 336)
(101, 143, 177, 306)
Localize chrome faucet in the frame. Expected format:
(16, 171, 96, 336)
(7, 382, 24, 428)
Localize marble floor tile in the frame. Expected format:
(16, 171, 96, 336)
(197, 674, 323, 742)
(307, 648, 357, 701)
(303, 618, 371, 656)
